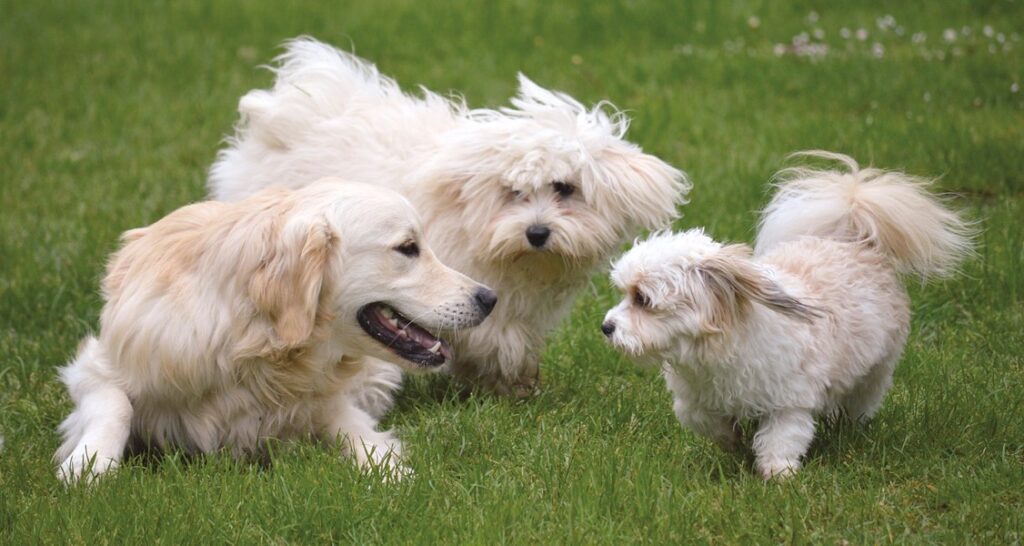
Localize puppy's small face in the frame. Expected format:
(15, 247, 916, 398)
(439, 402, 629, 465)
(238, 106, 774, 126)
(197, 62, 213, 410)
(602, 230, 819, 363)
(602, 230, 724, 361)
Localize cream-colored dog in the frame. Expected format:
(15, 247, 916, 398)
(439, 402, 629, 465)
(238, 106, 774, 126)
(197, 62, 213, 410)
(55, 180, 496, 483)
(602, 152, 974, 479)
(209, 37, 688, 398)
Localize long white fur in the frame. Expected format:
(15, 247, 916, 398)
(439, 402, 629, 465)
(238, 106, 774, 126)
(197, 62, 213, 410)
(604, 152, 974, 479)
(55, 180, 492, 483)
(210, 37, 688, 397)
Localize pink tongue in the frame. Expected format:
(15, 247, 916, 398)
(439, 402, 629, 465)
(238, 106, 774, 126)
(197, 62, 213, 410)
(377, 306, 444, 351)
(407, 326, 436, 348)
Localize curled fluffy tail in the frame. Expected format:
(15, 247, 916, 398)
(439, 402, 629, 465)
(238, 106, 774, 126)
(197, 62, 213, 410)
(755, 151, 975, 279)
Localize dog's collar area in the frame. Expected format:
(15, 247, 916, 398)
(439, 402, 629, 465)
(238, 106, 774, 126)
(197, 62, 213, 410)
(356, 303, 452, 366)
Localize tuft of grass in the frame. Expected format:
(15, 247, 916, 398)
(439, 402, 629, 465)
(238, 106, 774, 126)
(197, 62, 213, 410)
(2, 0, 1022, 543)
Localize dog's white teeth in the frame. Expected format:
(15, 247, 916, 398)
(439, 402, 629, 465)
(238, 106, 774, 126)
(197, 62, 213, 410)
(427, 341, 441, 354)
(382, 308, 395, 319)
(398, 329, 409, 338)
(387, 318, 399, 328)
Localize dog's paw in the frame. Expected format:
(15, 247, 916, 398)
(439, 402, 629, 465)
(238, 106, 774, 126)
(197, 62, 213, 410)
(710, 421, 743, 452)
(511, 381, 539, 399)
(712, 435, 741, 453)
(353, 439, 409, 482)
(382, 462, 414, 483)
(494, 374, 539, 399)
(57, 448, 118, 485)
(757, 458, 800, 480)
(364, 454, 411, 484)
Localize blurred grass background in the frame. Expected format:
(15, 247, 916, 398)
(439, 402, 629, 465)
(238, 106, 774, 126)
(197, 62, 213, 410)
(1, 0, 1022, 543)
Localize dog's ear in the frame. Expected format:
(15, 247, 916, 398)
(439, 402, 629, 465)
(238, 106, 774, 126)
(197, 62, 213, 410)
(586, 146, 689, 230)
(699, 244, 820, 332)
(249, 215, 336, 347)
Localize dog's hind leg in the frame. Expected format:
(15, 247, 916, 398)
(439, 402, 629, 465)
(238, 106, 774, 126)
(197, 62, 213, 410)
(840, 350, 901, 423)
(752, 408, 816, 480)
(55, 337, 133, 483)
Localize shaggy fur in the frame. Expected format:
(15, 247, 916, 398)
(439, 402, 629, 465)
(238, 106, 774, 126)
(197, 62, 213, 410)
(55, 180, 494, 483)
(209, 37, 689, 398)
(602, 152, 975, 479)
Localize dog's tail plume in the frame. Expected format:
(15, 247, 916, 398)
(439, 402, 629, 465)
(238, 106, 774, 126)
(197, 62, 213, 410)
(755, 151, 975, 280)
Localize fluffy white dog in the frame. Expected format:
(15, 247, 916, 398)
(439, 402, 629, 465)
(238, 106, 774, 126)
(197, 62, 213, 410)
(55, 180, 496, 483)
(209, 37, 688, 398)
(602, 152, 974, 479)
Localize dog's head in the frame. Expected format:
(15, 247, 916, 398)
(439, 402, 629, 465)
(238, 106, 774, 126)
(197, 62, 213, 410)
(601, 230, 818, 363)
(245, 180, 496, 370)
(424, 75, 689, 276)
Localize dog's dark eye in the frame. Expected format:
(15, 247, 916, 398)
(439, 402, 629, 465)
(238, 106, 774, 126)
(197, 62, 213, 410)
(552, 181, 575, 198)
(395, 241, 419, 257)
(633, 290, 651, 309)
(509, 189, 523, 199)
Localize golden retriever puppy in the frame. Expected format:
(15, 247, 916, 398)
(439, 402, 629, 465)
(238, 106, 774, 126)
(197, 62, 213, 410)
(55, 180, 496, 482)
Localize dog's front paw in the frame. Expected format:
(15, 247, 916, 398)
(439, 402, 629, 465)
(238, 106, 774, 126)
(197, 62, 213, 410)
(353, 439, 409, 482)
(512, 380, 539, 399)
(493, 374, 539, 399)
(710, 420, 743, 452)
(57, 448, 118, 484)
(757, 458, 801, 480)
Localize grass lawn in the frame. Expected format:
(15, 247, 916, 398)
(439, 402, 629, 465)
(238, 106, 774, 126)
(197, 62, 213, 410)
(2, 0, 1023, 543)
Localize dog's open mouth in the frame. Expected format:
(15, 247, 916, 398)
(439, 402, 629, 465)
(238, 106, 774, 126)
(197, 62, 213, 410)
(356, 303, 453, 367)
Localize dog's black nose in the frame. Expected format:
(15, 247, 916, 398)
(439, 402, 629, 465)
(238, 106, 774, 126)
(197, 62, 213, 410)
(601, 321, 616, 337)
(525, 225, 551, 248)
(474, 287, 498, 315)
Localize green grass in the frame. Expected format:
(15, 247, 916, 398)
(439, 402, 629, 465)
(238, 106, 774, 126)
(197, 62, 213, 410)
(2, 0, 1023, 543)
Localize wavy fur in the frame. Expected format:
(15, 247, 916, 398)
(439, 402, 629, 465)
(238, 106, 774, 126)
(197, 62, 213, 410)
(55, 180, 492, 483)
(605, 152, 975, 479)
(210, 37, 689, 395)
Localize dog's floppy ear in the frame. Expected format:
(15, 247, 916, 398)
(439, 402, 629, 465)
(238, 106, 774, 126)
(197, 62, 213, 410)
(699, 244, 820, 332)
(585, 146, 690, 231)
(249, 214, 336, 347)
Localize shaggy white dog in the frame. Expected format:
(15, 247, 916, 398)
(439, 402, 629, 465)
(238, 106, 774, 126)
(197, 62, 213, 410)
(602, 152, 974, 479)
(55, 180, 496, 483)
(209, 37, 688, 398)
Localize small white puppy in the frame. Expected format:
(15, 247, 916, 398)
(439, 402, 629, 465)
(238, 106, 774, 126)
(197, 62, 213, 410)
(209, 37, 688, 397)
(55, 180, 496, 483)
(602, 152, 974, 479)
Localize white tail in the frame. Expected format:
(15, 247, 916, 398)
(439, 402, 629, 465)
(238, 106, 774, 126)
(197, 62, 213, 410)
(755, 151, 976, 279)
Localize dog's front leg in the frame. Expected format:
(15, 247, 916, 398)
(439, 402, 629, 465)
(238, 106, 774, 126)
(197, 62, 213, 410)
(455, 324, 542, 398)
(55, 338, 133, 484)
(664, 370, 740, 451)
(495, 328, 542, 398)
(318, 397, 406, 480)
(55, 387, 133, 484)
(752, 408, 816, 480)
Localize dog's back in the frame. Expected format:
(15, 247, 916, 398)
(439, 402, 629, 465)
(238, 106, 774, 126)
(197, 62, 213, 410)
(209, 38, 461, 201)
(754, 152, 974, 416)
